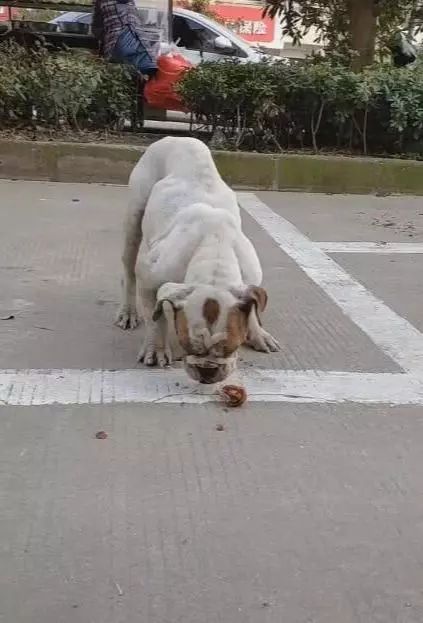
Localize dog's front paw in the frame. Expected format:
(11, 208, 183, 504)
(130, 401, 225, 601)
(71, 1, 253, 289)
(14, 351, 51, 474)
(246, 327, 280, 353)
(137, 341, 172, 368)
(115, 305, 139, 330)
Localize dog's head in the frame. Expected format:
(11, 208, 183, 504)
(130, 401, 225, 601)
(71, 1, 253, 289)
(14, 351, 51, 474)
(153, 283, 268, 384)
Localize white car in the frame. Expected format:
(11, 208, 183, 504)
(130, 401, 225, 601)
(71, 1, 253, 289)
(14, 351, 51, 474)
(51, 7, 269, 65)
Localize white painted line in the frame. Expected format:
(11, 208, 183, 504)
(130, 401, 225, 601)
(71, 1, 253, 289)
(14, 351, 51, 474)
(238, 193, 423, 375)
(1, 369, 423, 406)
(318, 242, 423, 254)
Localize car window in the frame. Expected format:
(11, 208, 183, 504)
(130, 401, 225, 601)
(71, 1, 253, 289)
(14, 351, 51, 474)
(172, 15, 241, 56)
(78, 13, 93, 24)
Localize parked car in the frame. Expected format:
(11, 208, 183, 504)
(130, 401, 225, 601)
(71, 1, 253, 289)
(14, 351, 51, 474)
(50, 7, 269, 65)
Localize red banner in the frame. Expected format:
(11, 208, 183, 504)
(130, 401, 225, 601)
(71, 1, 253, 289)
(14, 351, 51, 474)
(0, 7, 19, 21)
(212, 4, 274, 43)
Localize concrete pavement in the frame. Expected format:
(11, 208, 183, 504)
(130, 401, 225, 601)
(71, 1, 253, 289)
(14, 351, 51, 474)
(1, 181, 423, 622)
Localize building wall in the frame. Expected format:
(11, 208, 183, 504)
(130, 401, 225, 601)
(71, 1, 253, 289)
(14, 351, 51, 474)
(0, 6, 10, 21)
(212, 0, 322, 57)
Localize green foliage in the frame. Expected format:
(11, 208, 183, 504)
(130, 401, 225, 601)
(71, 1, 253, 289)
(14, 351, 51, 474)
(176, 0, 224, 23)
(178, 58, 423, 156)
(20, 8, 63, 22)
(0, 42, 134, 130)
(263, 0, 423, 67)
(2, 41, 423, 157)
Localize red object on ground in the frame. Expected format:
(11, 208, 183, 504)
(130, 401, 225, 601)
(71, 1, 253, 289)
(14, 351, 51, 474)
(144, 53, 193, 112)
(219, 385, 247, 407)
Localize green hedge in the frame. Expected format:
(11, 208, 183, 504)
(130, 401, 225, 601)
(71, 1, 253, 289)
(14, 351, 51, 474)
(178, 59, 423, 157)
(2, 41, 423, 157)
(0, 42, 134, 130)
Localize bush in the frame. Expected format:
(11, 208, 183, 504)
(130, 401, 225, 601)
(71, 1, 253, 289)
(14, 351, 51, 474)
(1, 41, 423, 157)
(0, 42, 134, 130)
(178, 58, 423, 156)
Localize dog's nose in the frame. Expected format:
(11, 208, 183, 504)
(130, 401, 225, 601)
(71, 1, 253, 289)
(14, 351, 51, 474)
(198, 366, 219, 384)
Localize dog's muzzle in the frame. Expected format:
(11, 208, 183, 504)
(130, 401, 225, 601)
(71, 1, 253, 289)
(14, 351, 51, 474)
(184, 353, 237, 385)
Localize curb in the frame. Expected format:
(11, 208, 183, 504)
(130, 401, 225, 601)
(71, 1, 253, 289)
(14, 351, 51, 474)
(1, 139, 423, 194)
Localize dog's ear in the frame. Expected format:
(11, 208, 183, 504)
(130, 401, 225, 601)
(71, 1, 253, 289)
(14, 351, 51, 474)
(152, 283, 194, 321)
(233, 286, 268, 317)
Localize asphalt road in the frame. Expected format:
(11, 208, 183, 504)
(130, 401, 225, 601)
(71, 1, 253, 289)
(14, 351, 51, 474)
(1, 181, 423, 623)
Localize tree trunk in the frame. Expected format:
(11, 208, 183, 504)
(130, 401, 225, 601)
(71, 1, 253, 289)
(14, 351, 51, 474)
(347, 0, 378, 71)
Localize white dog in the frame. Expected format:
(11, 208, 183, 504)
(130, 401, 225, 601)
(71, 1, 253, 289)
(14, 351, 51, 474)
(116, 136, 279, 384)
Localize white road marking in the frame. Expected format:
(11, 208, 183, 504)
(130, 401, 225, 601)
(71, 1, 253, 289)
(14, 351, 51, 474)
(1, 368, 423, 406)
(318, 242, 423, 254)
(1, 192, 423, 407)
(238, 193, 423, 376)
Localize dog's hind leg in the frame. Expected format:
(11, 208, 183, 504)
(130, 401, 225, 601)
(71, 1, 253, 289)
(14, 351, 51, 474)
(116, 150, 160, 330)
(115, 199, 143, 329)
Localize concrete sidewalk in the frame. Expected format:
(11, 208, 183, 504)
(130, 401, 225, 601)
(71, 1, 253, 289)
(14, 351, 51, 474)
(1, 181, 423, 622)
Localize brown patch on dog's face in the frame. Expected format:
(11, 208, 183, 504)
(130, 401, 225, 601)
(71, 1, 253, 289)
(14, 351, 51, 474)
(221, 306, 249, 357)
(203, 298, 220, 326)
